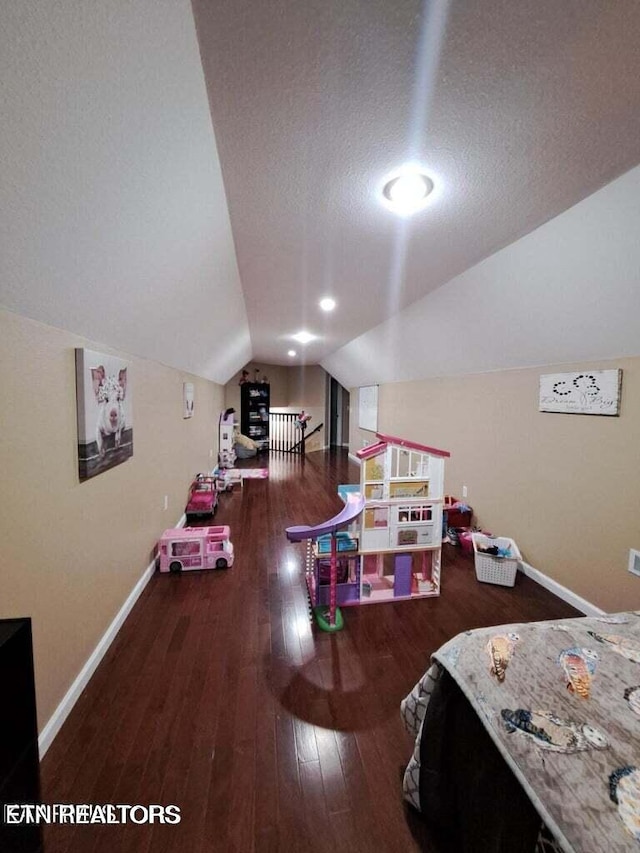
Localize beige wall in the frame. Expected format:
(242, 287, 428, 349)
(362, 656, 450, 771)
(350, 358, 640, 612)
(225, 362, 290, 411)
(0, 309, 223, 731)
(287, 364, 326, 408)
(224, 362, 327, 448)
(225, 361, 327, 409)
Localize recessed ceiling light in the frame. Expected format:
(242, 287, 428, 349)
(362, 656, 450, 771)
(288, 349, 296, 357)
(381, 169, 434, 216)
(292, 331, 315, 344)
(319, 297, 336, 312)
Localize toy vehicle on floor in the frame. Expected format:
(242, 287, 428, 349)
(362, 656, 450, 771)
(185, 474, 218, 518)
(212, 467, 235, 493)
(159, 525, 234, 573)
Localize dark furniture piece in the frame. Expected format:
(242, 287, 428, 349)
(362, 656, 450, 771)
(0, 618, 43, 853)
(417, 670, 542, 853)
(240, 382, 270, 448)
(403, 611, 640, 853)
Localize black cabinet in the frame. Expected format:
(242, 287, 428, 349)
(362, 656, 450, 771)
(0, 618, 43, 853)
(240, 383, 270, 448)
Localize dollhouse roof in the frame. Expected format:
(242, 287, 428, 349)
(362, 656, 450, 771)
(356, 441, 388, 461)
(356, 434, 450, 461)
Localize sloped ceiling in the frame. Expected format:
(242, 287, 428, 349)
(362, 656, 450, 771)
(0, 0, 250, 383)
(322, 164, 640, 388)
(193, 0, 640, 377)
(1, 1, 640, 386)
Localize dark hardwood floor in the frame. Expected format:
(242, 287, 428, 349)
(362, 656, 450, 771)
(40, 449, 580, 852)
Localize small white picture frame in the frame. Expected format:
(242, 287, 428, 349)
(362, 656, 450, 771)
(183, 382, 195, 419)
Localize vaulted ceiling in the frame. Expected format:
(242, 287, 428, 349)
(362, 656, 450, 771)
(2, 1, 640, 387)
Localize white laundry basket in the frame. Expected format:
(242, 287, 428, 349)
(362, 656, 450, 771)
(472, 534, 521, 586)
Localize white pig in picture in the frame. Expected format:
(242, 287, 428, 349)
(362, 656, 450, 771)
(75, 348, 133, 481)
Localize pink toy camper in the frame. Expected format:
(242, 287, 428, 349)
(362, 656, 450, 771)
(159, 526, 234, 573)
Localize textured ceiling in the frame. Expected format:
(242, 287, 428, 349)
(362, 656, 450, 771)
(1, 1, 640, 387)
(0, 0, 251, 384)
(193, 0, 640, 368)
(323, 164, 640, 388)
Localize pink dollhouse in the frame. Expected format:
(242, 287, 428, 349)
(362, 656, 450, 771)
(349, 433, 449, 602)
(286, 434, 450, 629)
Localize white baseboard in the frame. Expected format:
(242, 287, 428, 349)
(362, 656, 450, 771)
(519, 560, 605, 616)
(348, 452, 361, 465)
(38, 513, 186, 757)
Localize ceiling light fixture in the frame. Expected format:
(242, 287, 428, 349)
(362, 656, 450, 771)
(287, 349, 296, 357)
(381, 169, 434, 216)
(292, 331, 315, 344)
(319, 297, 336, 312)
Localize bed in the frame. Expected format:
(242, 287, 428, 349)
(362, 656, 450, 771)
(401, 612, 640, 852)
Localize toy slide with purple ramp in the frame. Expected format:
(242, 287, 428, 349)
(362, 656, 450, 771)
(285, 493, 365, 542)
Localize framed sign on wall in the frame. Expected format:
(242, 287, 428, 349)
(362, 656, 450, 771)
(358, 385, 378, 432)
(539, 369, 622, 416)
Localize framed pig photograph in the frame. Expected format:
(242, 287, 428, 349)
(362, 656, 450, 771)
(75, 348, 133, 481)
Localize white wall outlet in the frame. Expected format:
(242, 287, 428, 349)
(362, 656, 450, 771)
(629, 549, 640, 577)
(163, 495, 168, 511)
(462, 485, 468, 499)
(209, 448, 214, 458)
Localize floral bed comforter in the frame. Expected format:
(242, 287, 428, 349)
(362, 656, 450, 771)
(401, 612, 640, 852)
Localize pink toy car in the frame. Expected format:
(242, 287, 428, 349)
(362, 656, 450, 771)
(185, 474, 218, 518)
(159, 526, 234, 573)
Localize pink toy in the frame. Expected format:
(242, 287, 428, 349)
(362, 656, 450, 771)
(285, 434, 451, 631)
(213, 467, 234, 493)
(185, 474, 218, 518)
(296, 410, 312, 428)
(159, 526, 234, 573)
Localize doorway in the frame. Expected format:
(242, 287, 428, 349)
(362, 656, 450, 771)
(328, 376, 350, 448)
